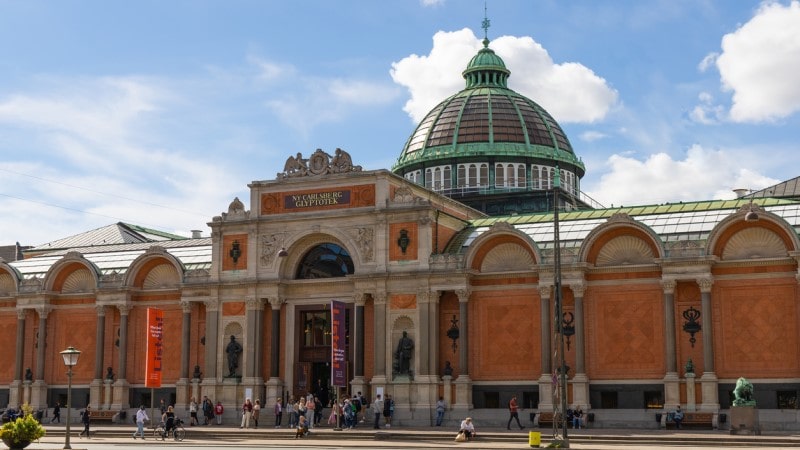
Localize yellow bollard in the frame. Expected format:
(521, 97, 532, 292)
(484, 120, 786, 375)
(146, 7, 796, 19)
(528, 431, 541, 447)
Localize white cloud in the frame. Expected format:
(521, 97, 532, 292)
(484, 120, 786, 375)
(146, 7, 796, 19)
(579, 131, 608, 142)
(391, 28, 618, 124)
(698, 52, 718, 72)
(420, 0, 445, 6)
(689, 91, 725, 124)
(586, 144, 779, 207)
(715, 1, 800, 122)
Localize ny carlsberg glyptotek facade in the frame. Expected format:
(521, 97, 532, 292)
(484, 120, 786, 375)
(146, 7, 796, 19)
(2, 32, 800, 431)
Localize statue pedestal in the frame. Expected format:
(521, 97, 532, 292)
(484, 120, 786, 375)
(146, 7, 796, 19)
(685, 373, 696, 412)
(730, 406, 760, 435)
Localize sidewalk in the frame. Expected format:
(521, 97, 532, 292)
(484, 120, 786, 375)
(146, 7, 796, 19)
(38, 422, 800, 448)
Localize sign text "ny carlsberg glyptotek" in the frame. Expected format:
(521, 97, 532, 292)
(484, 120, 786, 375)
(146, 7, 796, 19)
(285, 190, 351, 208)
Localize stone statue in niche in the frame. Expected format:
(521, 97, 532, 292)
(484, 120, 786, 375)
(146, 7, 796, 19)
(106, 366, 115, 380)
(192, 365, 202, 380)
(225, 335, 243, 377)
(24, 368, 33, 381)
(394, 331, 414, 376)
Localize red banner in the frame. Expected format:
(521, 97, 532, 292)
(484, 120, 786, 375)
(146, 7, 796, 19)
(330, 300, 346, 387)
(145, 308, 164, 388)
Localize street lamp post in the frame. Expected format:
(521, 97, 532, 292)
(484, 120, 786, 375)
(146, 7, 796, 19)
(60, 346, 81, 450)
(552, 168, 570, 447)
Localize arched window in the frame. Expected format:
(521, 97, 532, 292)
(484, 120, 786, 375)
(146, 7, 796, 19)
(296, 243, 354, 279)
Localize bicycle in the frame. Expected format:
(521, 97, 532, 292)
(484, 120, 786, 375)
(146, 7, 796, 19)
(154, 418, 186, 441)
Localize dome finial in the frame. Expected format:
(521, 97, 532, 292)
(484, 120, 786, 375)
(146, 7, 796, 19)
(481, 1, 491, 46)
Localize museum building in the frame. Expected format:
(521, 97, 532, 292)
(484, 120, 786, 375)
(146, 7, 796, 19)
(2, 35, 800, 430)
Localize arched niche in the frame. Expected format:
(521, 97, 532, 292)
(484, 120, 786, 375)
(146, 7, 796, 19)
(465, 222, 539, 272)
(127, 246, 184, 289)
(580, 213, 663, 266)
(707, 208, 798, 259)
(44, 252, 100, 293)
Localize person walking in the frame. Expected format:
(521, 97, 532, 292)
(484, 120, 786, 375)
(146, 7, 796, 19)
(435, 396, 446, 426)
(189, 397, 199, 426)
(51, 402, 61, 424)
(132, 405, 149, 439)
(507, 396, 524, 430)
(372, 394, 384, 429)
(79, 405, 91, 438)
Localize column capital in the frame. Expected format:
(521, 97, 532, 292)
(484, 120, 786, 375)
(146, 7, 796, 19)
(204, 298, 220, 312)
(455, 289, 471, 303)
(661, 279, 677, 294)
(373, 292, 388, 305)
(16, 308, 28, 320)
(246, 297, 265, 311)
(116, 303, 132, 316)
(268, 297, 285, 311)
(569, 283, 586, 298)
(354, 292, 367, 307)
(696, 277, 714, 293)
(538, 285, 551, 300)
(180, 300, 192, 314)
(96, 305, 107, 316)
(37, 306, 52, 319)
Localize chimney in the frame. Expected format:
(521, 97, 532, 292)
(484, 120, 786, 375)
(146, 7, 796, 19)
(191, 230, 202, 239)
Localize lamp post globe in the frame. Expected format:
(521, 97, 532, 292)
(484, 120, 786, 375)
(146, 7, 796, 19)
(59, 346, 81, 450)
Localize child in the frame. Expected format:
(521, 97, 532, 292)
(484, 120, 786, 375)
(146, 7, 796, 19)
(295, 415, 309, 438)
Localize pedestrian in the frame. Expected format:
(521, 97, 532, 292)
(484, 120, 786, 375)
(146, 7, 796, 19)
(357, 391, 367, 423)
(507, 396, 524, 430)
(458, 417, 476, 441)
(672, 405, 684, 429)
(314, 396, 323, 426)
(383, 394, 394, 428)
(435, 396, 446, 426)
(189, 397, 199, 426)
(240, 398, 253, 428)
(305, 392, 315, 428)
(572, 405, 583, 429)
(253, 399, 261, 428)
(202, 396, 212, 425)
(79, 405, 91, 438)
(132, 405, 149, 440)
(159, 398, 167, 416)
(273, 398, 282, 428)
(372, 394, 383, 429)
(51, 402, 61, 424)
(286, 397, 296, 429)
(215, 401, 224, 425)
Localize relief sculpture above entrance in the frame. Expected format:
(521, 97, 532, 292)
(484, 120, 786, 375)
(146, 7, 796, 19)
(278, 148, 362, 179)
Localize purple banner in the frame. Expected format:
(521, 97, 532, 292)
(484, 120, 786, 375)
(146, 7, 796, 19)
(331, 300, 347, 387)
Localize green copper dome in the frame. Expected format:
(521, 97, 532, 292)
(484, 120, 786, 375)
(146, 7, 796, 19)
(392, 36, 588, 216)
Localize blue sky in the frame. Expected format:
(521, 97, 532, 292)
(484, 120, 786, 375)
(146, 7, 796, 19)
(1, 0, 799, 246)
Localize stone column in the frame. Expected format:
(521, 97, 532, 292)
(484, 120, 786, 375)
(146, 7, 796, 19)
(112, 304, 131, 410)
(453, 289, 472, 411)
(31, 307, 50, 409)
(697, 277, 719, 411)
(661, 279, 680, 407)
(15, 308, 25, 381)
(175, 300, 192, 410)
(350, 293, 367, 399)
(265, 297, 284, 404)
(203, 299, 220, 381)
(35, 307, 49, 380)
(373, 293, 387, 377)
(537, 285, 554, 411)
(244, 297, 265, 402)
(89, 306, 105, 410)
(9, 309, 26, 408)
(427, 290, 440, 378)
(416, 289, 430, 376)
(570, 283, 589, 409)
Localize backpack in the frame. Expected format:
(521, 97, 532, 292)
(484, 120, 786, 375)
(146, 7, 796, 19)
(352, 398, 361, 412)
